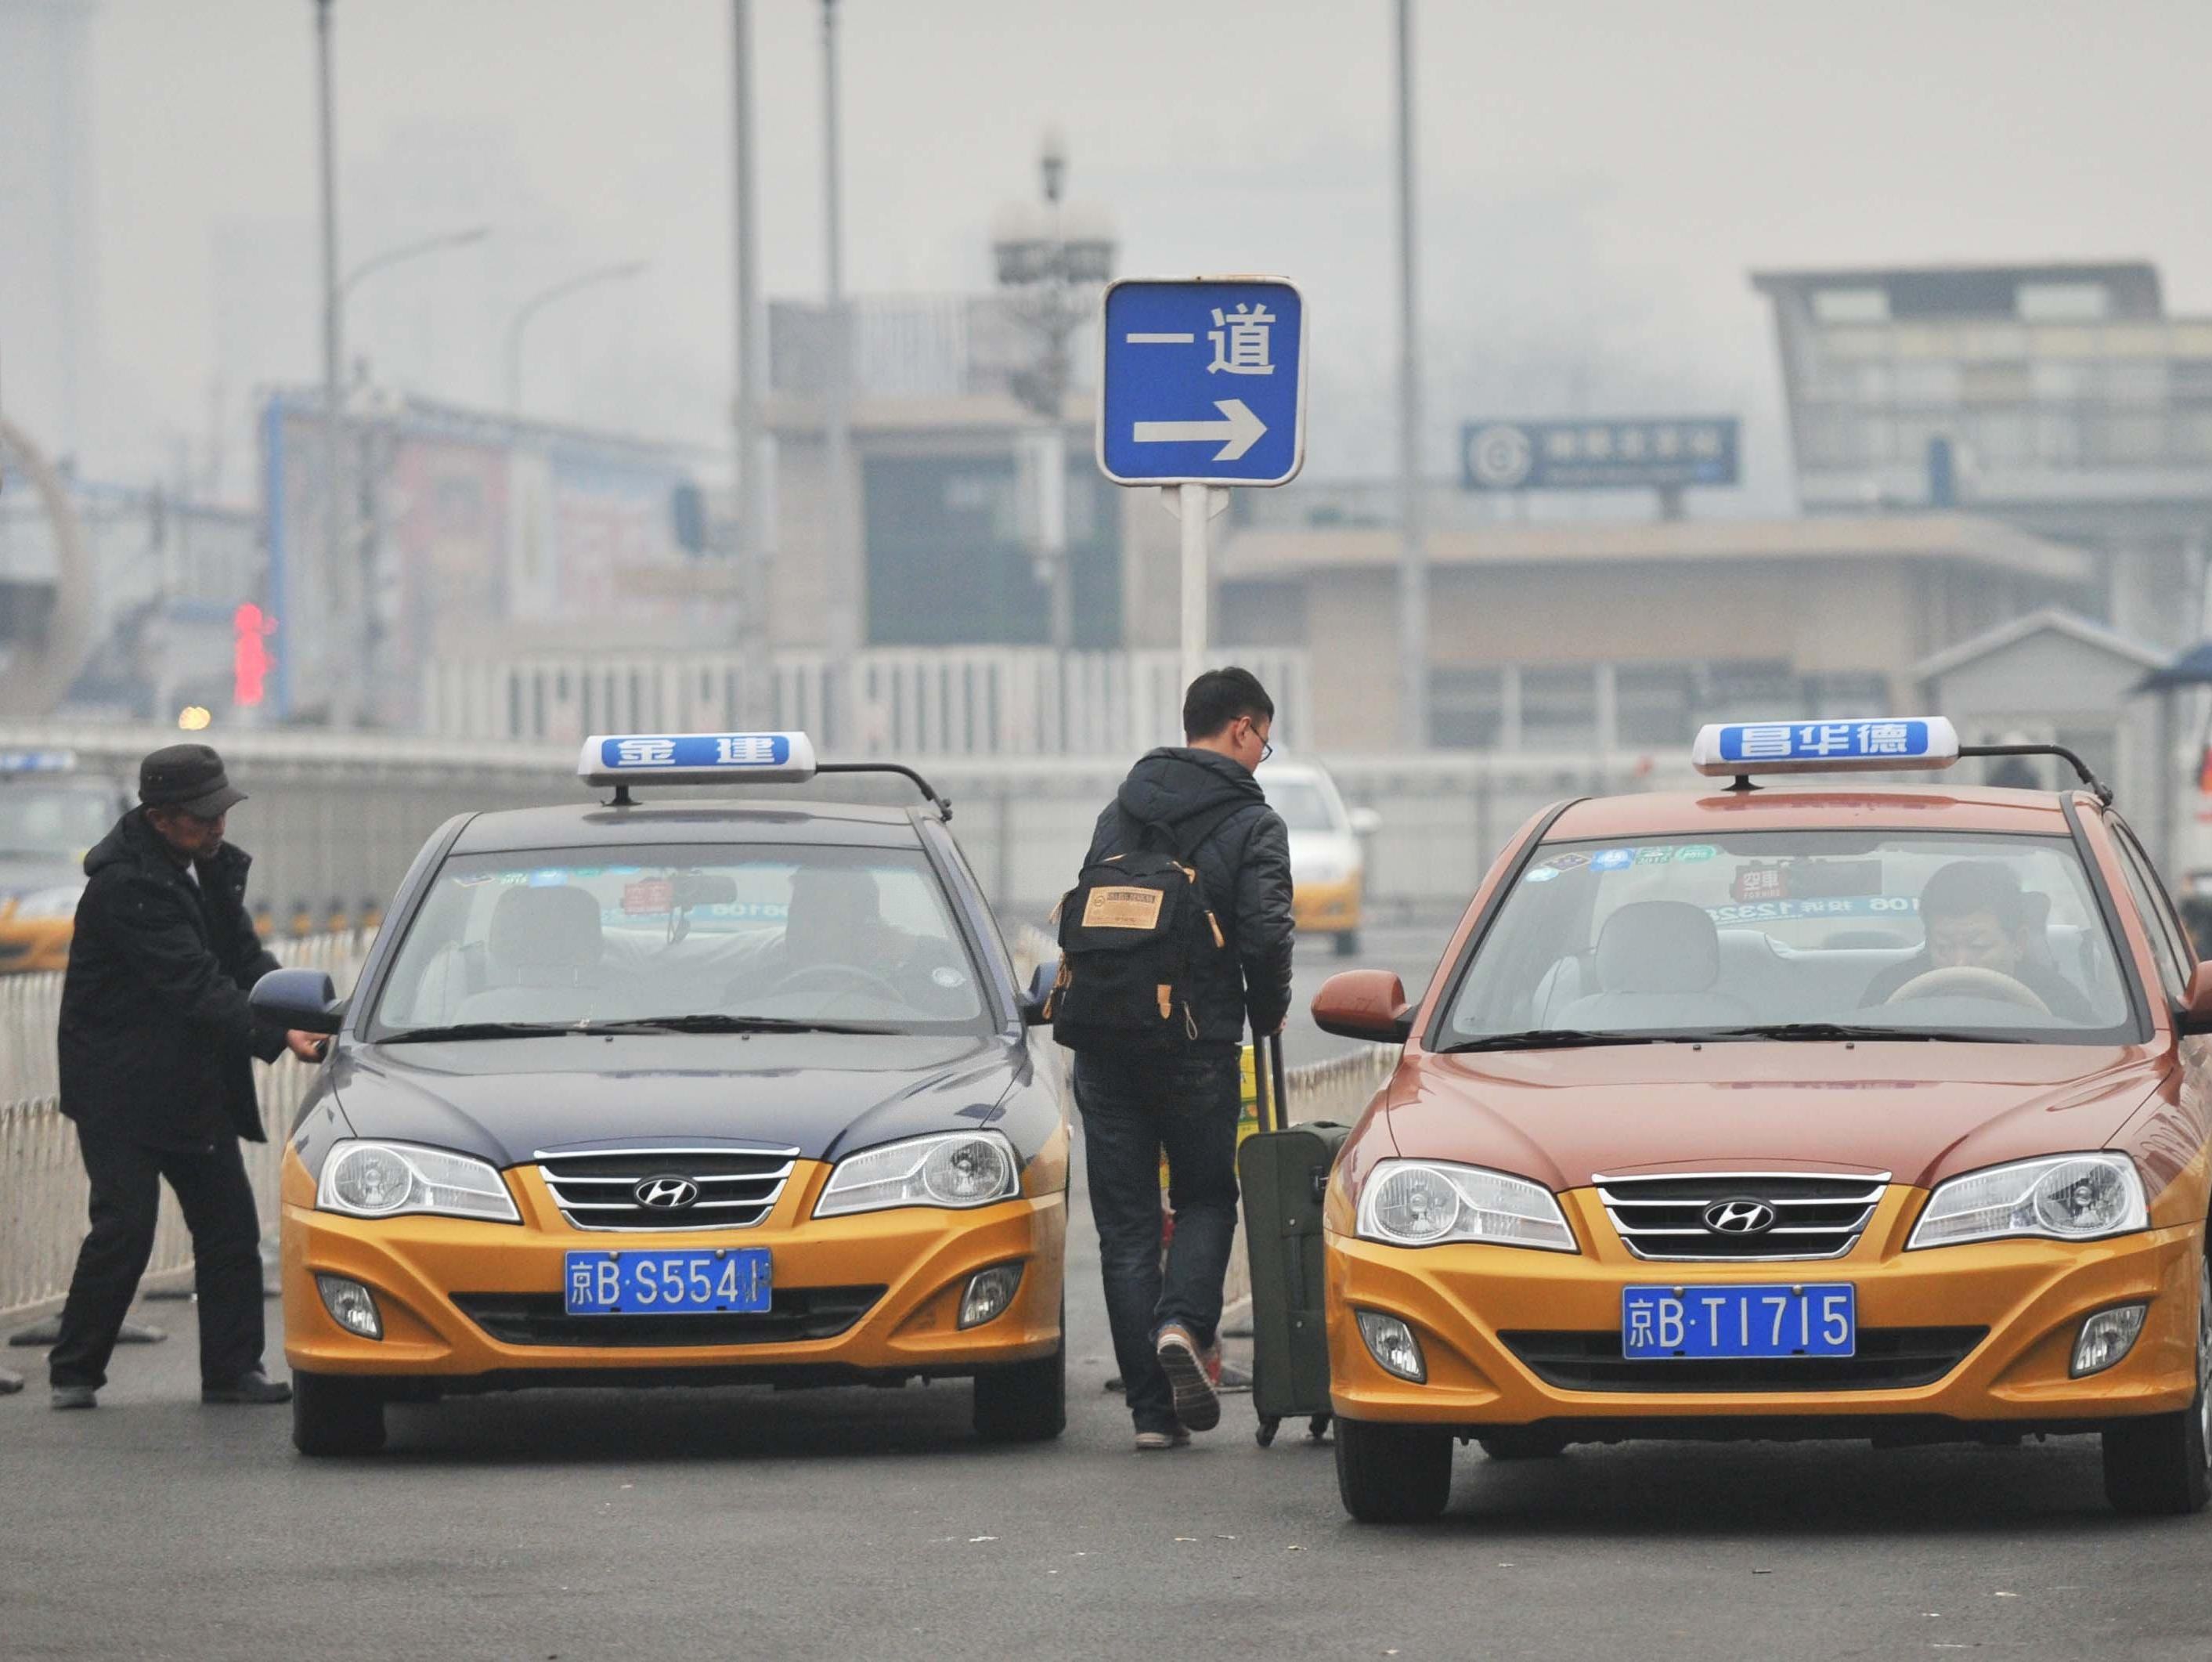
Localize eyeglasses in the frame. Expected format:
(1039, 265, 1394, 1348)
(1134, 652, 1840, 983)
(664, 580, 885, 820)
(1260, 741, 1275, 764)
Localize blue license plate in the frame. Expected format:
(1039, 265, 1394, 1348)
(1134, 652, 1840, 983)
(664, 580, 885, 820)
(1622, 1283, 1855, 1359)
(564, 1248, 772, 1316)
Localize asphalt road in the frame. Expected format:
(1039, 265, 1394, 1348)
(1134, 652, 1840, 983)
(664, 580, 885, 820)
(5, 928, 2208, 1661)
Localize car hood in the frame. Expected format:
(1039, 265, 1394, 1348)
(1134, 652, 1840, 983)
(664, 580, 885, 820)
(327, 1032, 1027, 1169)
(1286, 829, 1358, 879)
(1383, 1042, 2168, 1191)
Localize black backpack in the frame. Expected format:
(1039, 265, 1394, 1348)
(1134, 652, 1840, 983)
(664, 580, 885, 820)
(1045, 804, 1243, 1053)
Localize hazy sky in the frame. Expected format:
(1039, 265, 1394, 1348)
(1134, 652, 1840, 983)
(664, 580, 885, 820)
(55, 0, 2212, 503)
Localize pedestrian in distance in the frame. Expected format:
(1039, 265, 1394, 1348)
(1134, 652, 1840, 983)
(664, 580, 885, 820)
(46, 745, 326, 1411)
(1048, 667, 1295, 1451)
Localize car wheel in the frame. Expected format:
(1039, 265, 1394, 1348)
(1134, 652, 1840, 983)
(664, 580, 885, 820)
(1477, 1426, 1569, 1461)
(1333, 930, 1361, 959)
(972, 1327, 1066, 1444)
(1333, 1416, 1452, 1523)
(292, 1370, 388, 1458)
(2102, 1251, 2212, 1516)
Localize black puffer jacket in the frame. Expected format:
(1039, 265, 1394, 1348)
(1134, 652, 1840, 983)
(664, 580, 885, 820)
(58, 811, 287, 1151)
(1083, 747, 1294, 1044)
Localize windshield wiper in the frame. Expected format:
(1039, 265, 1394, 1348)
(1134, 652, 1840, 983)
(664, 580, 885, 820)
(571, 1014, 895, 1036)
(376, 1021, 579, 1043)
(1438, 1028, 1684, 1053)
(1695, 1022, 2027, 1045)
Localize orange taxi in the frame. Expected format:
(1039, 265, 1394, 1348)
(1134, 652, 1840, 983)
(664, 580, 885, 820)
(1311, 718, 2212, 1521)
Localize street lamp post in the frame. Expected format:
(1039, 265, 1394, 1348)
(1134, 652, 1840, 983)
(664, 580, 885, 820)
(991, 131, 1115, 654)
(504, 261, 649, 415)
(326, 223, 489, 724)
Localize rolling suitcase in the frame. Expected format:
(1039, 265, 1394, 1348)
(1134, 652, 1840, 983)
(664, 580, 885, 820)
(1237, 1032, 1351, 1447)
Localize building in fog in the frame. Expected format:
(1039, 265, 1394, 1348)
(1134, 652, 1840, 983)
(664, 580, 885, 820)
(1752, 261, 2212, 648)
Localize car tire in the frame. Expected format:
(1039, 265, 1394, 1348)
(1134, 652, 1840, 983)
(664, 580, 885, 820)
(292, 1370, 388, 1458)
(2102, 1252, 2212, 1516)
(1334, 1416, 1452, 1523)
(1333, 930, 1361, 959)
(972, 1331, 1066, 1444)
(1477, 1426, 1569, 1461)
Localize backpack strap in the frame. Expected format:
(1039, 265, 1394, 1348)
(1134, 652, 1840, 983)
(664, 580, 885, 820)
(1169, 797, 1254, 863)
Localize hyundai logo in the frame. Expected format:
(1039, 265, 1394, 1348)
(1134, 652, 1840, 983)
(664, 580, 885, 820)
(634, 1176, 701, 1211)
(1701, 1198, 1777, 1235)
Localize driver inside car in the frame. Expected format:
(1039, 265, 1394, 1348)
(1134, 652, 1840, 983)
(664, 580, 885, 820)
(725, 864, 969, 1014)
(1859, 858, 2093, 1021)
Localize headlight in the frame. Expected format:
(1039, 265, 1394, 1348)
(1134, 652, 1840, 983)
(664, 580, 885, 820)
(814, 1130, 1020, 1218)
(316, 1140, 519, 1223)
(9, 885, 84, 920)
(1907, 1153, 2148, 1250)
(1355, 1159, 1579, 1252)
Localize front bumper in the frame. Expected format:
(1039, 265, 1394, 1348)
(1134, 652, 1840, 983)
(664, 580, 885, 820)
(1327, 1185, 2203, 1436)
(282, 1151, 1066, 1390)
(1294, 875, 1362, 934)
(0, 916, 71, 974)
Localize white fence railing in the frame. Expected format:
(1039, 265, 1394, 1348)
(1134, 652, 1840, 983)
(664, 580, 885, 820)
(4, 927, 1398, 1329)
(1, 933, 371, 1323)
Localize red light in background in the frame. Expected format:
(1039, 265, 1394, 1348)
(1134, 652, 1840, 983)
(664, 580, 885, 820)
(233, 603, 275, 707)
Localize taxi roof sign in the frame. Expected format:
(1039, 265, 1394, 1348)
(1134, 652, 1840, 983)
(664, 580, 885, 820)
(1691, 717, 1960, 778)
(578, 732, 819, 789)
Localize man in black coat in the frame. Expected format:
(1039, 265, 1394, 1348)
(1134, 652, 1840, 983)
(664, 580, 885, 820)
(1071, 668, 1295, 1448)
(48, 744, 323, 1410)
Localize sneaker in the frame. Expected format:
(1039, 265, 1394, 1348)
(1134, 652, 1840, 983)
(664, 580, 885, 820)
(0, 1368, 22, 1396)
(1135, 1425, 1195, 1451)
(201, 1370, 292, 1405)
(50, 1385, 98, 1411)
(1154, 1324, 1221, 1433)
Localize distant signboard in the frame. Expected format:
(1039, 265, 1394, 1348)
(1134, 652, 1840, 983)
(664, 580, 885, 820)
(1460, 417, 1739, 492)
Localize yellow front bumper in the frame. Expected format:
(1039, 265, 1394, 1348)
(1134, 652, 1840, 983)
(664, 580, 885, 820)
(1327, 1186, 2203, 1431)
(1294, 875, 1362, 934)
(0, 916, 72, 974)
(282, 1150, 1066, 1385)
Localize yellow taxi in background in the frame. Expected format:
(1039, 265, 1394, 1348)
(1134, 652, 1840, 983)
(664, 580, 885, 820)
(0, 751, 130, 974)
(1260, 753, 1380, 957)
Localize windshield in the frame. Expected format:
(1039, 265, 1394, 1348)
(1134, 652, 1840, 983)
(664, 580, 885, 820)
(1261, 775, 1338, 833)
(371, 843, 991, 1036)
(0, 784, 114, 861)
(1438, 831, 2140, 1047)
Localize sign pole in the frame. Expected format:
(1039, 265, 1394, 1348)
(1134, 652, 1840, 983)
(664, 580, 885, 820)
(1178, 481, 1209, 695)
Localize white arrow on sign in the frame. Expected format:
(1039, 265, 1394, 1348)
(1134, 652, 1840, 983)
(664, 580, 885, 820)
(1132, 399, 1267, 462)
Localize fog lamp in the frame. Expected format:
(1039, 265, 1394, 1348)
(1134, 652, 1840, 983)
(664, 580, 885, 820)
(1356, 1309, 1427, 1382)
(316, 1274, 383, 1341)
(2070, 1303, 2148, 1378)
(959, 1264, 1023, 1330)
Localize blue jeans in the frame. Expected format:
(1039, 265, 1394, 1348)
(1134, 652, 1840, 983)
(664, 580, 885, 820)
(1073, 1045, 1243, 1435)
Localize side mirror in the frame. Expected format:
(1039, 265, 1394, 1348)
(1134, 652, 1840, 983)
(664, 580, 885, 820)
(1348, 807, 1383, 838)
(2180, 963, 2212, 1036)
(1312, 969, 1413, 1044)
(251, 966, 346, 1035)
(1019, 955, 1061, 1028)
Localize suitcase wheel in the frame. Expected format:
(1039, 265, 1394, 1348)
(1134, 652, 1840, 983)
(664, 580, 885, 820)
(1307, 1414, 1333, 1444)
(1255, 1416, 1281, 1448)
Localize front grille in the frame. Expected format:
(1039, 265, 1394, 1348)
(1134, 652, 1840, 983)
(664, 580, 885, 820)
(1500, 1327, 1986, 1393)
(453, 1286, 883, 1348)
(1595, 1170, 1889, 1261)
(536, 1146, 799, 1232)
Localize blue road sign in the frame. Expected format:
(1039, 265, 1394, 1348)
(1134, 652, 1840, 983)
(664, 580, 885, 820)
(1097, 277, 1306, 487)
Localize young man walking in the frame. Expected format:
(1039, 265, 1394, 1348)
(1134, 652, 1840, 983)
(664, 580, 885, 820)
(1070, 668, 1294, 1449)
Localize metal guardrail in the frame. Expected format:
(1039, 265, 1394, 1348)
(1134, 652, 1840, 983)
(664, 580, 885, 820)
(0, 933, 370, 1323)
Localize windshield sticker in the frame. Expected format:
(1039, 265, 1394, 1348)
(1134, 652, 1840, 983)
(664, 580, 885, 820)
(528, 869, 568, 888)
(1674, 844, 1717, 863)
(1634, 847, 1675, 865)
(1733, 866, 1787, 902)
(1590, 848, 1636, 872)
(1708, 897, 1919, 925)
(931, 966, 968, 988)
(1540, 851, 1591, 872)
(1522, 866, 1561, 883)
(622, 879, 674, 915)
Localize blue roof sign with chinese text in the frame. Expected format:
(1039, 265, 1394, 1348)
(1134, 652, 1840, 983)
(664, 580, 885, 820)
(577, 732, 820, 788)
(1462, 417, 1739, 492)
(1691, 717, 1961, 777)
(1097, 277, 1306, 487)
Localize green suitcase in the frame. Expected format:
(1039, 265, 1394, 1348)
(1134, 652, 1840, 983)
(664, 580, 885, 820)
(1238, 1032, 1351, 1447)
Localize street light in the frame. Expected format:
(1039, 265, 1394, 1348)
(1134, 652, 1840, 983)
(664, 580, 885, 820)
(991, 129, 1116, 652)
(341, 225, 490, 305)
(505, 261, 649, 415)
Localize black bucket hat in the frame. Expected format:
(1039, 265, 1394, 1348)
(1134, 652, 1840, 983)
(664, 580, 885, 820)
(139, 744, 247, 819)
